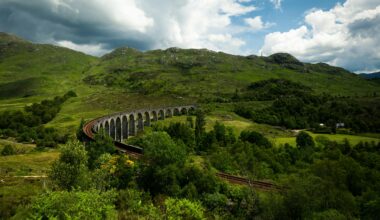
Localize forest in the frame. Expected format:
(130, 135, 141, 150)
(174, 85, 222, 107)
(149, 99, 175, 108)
(232, 79, 380, 132)
(4, 108, 379, 219)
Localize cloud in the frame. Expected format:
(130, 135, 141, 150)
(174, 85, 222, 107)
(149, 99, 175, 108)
(261, 0, 380, 72)
(0, 0, 256, 56)
(270, 0, 282, 10)
(245, 16, 274, 31)
(56, 40, 109, 56)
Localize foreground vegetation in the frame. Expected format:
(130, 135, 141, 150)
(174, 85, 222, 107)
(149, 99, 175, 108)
(1, 109, 379, 219)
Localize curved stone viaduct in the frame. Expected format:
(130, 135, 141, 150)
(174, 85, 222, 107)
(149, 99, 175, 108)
(83, 105, 284, 191)
(90, 105, 196, 142)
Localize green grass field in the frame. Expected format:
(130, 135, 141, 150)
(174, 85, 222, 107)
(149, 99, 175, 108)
(274, 132, 380, 147)
(0, 142, 60, 218)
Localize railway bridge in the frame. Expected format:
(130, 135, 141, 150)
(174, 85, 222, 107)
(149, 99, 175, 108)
(90, 105, 196, 142)
(83, 104, 285, 191)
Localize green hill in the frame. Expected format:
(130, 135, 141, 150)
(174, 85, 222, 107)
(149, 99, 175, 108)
(0, 32, 97, 98)
(85, 47, 378, 99)
(0, 33, 379, 132)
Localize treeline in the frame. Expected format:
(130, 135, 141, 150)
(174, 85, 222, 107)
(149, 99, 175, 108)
(0, 91, 76, 148)
(231, 79, 380, 133)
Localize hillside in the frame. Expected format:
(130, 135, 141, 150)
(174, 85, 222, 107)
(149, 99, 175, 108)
(0, 33, 100, 102)
(359, 72, 380, 79)
(85, 47, 379, 99)
(0, 32, 379, 133)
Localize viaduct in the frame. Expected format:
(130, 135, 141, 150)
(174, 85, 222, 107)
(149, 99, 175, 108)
(82, 104, 284, 191)
(90, 105, 196, 142)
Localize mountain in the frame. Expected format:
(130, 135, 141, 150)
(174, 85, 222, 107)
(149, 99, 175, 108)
(0, 32, 379, 131)
(359, 72, 380, 79)
(85, 46, 378, 98)
(0, 32, 97, 100)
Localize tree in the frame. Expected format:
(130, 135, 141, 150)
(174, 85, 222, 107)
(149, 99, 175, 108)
(76, 118, 87, 142)
(214, 121, 226, 145)
(194, 110, 206, 149)
(165, 122, 195, 150)
(240, 130, 272, 148)
(141, 132, 186, 167)
(50, 140, 89, 190)
(296, 131, 315, 149)
(165, 198, 205, 220)
(87, 130, 116, 169)
(117, 189, 161, 219)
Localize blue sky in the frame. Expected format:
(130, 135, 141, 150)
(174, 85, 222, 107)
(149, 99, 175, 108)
(0, 0, 379, 72)
(237, 0, 343, 53)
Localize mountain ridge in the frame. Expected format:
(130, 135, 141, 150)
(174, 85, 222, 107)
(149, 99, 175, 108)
(0, 32, 379, 132)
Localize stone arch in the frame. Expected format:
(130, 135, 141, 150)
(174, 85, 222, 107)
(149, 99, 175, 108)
(151, 111, 158, 122)
(173, 108, 180, 116)
(116, 117, 122, 141)
(105, 121, 110, 136)
(137, 113, 144, 132)
(165, 109, 172, 118)
(144, 112, 151, 126)
(158, 109, 165, 120)
(122, 115, 128, 140)
(110, 118, 116, 140)
(129, 114, 135, 136)
(99, 123, 104, 131)
(180, 108, 188, 115)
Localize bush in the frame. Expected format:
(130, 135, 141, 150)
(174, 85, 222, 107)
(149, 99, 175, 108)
(1, 144, 15, 156)
(165, 198, 205, 220)
(87, 131, 116, 169)
(240, 130, 272, 148)
(50, 140, 89, 190)
(30, 189, 117, 219)
(296, 131, 315, 149)
(141, 132, 186, 167)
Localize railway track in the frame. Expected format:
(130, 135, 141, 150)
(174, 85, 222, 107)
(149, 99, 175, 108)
(83, 116, 285, 191)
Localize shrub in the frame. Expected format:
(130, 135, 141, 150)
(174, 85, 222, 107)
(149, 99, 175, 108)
(50, 140, 89, 190)
(1, 144, 15, 156)
(30, 189, 117, 219)
(165, 198, 205, 220)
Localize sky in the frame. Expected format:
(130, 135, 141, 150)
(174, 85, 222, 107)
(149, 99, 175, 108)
(0, 0, 379, 73)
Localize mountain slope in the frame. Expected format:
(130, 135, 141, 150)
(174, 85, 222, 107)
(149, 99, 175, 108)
(0, 33, 379, 132)
(85, 47, 379, 98)
(359, 72, 380, 79)
(0, 32, 97, 99)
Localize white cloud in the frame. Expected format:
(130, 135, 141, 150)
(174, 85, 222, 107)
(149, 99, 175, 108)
(245, 16, 274, 31)
(261, 0, 380, 72)
(270, 0, 282, 10)
(56, 40, 109, 56)
(0, 0, 257, 56)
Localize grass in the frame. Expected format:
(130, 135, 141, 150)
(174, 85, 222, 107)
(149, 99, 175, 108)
(0, 177, 48, 218)
(273, 132, 380, 147)
(0, 142, 59, 218)
(0, 149, 59, 177)
(0, 138, 35, 154)
(148, 112, 380, 149)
